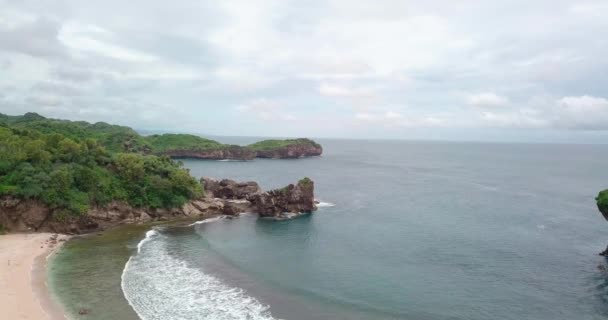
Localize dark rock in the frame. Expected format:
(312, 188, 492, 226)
(79, 308, 90, 315)
(250, 178, 316, 218)
(202, 177, 261, 200)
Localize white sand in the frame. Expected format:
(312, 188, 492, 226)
(0, 233, 69, 320)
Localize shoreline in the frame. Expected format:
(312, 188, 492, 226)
(0, 233, 70, 320)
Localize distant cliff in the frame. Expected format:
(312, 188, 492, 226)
(0, 113, 323, 160)
(148, 134, 322, 160)
(248, 138, 323, 159)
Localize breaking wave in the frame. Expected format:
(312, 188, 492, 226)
(121, 230, 278, 320)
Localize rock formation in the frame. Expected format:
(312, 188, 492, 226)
(201, 178, 261, 199)
(249, 178, 316, 217)
(0, 177, 317, 234)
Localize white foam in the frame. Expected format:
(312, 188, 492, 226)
(316, 201, 336, 208)
(121, 231, 279, 320)
(188, 216, 227, 226)
(137, 230, 159, 254)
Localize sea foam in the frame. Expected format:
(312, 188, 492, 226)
(121, 230, 278, 320)
(316, 201, 336, 208)
(188, 216, 228, 226)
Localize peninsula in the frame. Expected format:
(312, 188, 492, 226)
(0, 112, 322, 160)
(0, 112, 321, 234)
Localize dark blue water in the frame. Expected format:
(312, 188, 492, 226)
(122, 140, 608, 320)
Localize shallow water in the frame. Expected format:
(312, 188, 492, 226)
(51, 140, 608, 319)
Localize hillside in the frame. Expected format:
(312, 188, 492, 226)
(0, 113, 323, 160)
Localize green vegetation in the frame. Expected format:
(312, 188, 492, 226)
(298, 177, 313, 186)
(0, 112, 322, 218)
(0, 121, 202, 216)
(247, 138, 321, 151)
(596, 190, 608, 215)
(145, 134, 226, 152)
(0, 112, 150, 153)
(1, 113, 321, 157)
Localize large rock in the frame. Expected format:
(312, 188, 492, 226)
(202, 177, 261, 199)
(250, 178, 316, 218)
(0, 196, 50, 232)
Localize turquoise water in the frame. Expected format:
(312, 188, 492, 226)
(54, 140, 608, 319)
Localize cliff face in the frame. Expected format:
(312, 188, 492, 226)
(160, 140, 323, 160)
(0, 197, 220, 234)
(0, 177, 317, 234)
(162, 146, 256, 160)
(250, 178, 316, 217)
(254, 144, 323, 159)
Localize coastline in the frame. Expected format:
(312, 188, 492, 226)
(0, 233, 70, 320)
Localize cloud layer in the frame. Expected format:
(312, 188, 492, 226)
(1, 0, 608, 141)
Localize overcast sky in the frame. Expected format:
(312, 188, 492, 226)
(1, 0, 608, 142)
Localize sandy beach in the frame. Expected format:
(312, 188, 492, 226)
(0, 233, 70, 320)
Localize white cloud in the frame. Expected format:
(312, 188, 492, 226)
(1, 1, 608, 140)
(237, 98, 296, 121)
(318, 83, 377, 99)
(555, 95, 608, 129)
(59, 22, 158, 62)
(467, 93, 510, 108)
(355, 110, 444, 127)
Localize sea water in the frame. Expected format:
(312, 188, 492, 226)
(50, 139, 608, 319)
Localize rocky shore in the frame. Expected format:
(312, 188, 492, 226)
(0, 177, 317, 234)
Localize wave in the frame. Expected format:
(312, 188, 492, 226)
(188, 216, 228, 226)
(121, 230, 278, 320)
(316, 201, 336, 208)
(137, 230, 159, 254)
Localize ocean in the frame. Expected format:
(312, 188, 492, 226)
(49, 139, 608, 319)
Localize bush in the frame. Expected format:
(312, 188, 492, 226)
(0, 121, 203, 216)
(597, 190, 608, 216)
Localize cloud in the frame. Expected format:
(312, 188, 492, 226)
(554, 95, 608, 129)
(0, 18, 66, 58)
(467, 92, 510, 108)
(236, 98, 296, 121)
(318, 83, 377, 99)
(0, 1, 607, 140)
(58, 22, 159, 62)
(355, 110, 445, 127)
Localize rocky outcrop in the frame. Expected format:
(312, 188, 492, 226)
(0, 197, 218, 234)
(162, 145, 256, 160)
(0, 197, 50, 231)
(202, 178, 261, 199)
(250, 178, 316, 218)
(0, 177, 317, 234)
(202, 177, 316, 219)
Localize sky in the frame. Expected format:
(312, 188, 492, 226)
(1, 0, 608, 142)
